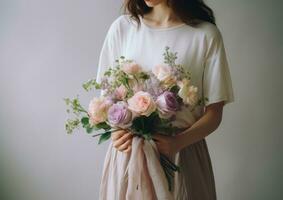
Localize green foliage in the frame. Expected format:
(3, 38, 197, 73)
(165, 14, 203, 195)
(95, 122, 111, 131)
(86, 124, 94, 133)
(63, 96, 87, 116)
(81, 117, 89, 125)
(65, 118, 80, 134)
(131, 112, 159, 139)
(160, 154, 180, 191)
(163, 46, 178, 67)
(63, 96, 110, 135)
(130, 111, 184, 138)
(79, 116, 94, 133)
(64, 97, 89, 134)
(137, 72, 150, 80)
(197, 96, 209, 106)
(169, 85, 179, 94)
(163, 46, 191, 80)
(98, 131, 112, 144)
(104, 70, 111, 77)
(82, 79, 101, 91)
(100, 57, 139, 97)
(80, 117, 112, 134)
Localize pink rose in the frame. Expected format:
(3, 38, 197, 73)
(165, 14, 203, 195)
(114, 85, 128, 100)
(152, 64, 172, 81)
(127, 91, 156, 117)
(152, 64, 176, 88)
(88, 97, 112, 125)
(121, 61, 142, 75)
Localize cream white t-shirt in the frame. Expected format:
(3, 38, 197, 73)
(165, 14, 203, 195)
(96, 14, 234, 126)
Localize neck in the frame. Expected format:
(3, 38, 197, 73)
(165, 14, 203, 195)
(145, 2, 180, 24)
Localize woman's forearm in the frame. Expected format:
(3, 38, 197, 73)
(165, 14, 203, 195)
(176, 104, 224, 150)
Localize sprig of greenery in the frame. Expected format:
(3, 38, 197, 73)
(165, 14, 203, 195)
(64, 96, 87, 116)
(80, 116, 113, 144)
(163, 46, 191, 80)
(103, 57, 138, 97)
(197, 96, 209, 106)
(65, 118, 80, 134)
(163, 46, 178, 66)
(82, 79, 101, 91)
(64, 96, 89, 134)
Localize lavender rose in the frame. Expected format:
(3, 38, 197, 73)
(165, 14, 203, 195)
(156, 91, 179, 119)
(107, 101, 132, 128)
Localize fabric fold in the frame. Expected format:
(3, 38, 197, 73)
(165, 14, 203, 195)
(125, 137, 174, 200)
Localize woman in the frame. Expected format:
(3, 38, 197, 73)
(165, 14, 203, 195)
(96, 0, 234, 199)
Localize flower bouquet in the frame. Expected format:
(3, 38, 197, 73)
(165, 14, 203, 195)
(64, 46, 208, 191)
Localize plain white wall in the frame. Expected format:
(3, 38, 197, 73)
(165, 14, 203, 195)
(0, 0, 282, 200)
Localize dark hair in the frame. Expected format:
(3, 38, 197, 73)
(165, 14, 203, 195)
(123, 0, 216, 27)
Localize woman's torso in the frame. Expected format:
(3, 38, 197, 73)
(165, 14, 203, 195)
(110, 14, 219, 128)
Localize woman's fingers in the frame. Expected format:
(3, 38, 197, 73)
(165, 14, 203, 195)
(152, 134, 163, 142)
(117, 139, 132, 151)
(111, 129, 127, 140)
(113, 132, 133, 149)
(111, 130, 134, 153)
(123, 145, 132, 153)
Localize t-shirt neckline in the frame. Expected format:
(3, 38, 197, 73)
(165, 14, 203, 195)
(139, 15, 187, 31)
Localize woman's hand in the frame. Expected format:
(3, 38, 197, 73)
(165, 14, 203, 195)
(152, 134, 182, 158)
(111, 129, 134, 153)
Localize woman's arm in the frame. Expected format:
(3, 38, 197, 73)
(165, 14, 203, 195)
(153, 101, 225, 157)
(176, 101, 224, 150)
(113, 101, 225, 155)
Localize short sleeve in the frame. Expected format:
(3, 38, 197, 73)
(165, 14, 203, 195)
(202, 27, 235, 107)
(96, 18, 121, 96)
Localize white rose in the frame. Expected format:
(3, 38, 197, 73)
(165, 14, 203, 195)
(177, 79, 199, 106)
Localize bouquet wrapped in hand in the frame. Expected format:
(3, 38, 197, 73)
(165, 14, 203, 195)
(64, 46, 208, 194)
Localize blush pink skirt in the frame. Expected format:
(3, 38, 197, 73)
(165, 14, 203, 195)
(98, 137, 216, 200)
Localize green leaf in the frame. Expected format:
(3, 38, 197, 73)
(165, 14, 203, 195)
(86, 125, 94, 133)
(104, 71, 111, 76)
(138, 72, 150, 80)
(98, 131, 111, 144)
(81, 117, 89, 126)
(159, 152, 181, 191)
(131, 112, 160, 138)
(160, 154, 180, 172)
(169, 85, 179, 94)
(95, 122, 111, 130)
